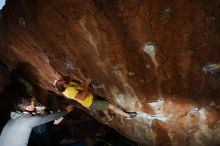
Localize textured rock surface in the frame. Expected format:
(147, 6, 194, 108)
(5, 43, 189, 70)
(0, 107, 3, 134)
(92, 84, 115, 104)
(0, 0, 220, 145)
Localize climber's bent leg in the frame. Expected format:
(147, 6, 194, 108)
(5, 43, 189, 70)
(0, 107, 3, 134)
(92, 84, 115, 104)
(108, 104, 130, 118)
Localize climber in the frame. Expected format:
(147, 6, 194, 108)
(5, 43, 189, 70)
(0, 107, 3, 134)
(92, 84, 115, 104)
(0, 95, 73, 146)
(55, 76, 137, 121)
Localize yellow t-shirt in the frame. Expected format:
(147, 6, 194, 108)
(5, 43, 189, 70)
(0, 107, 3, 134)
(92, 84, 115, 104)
(62, 82, 93, 108)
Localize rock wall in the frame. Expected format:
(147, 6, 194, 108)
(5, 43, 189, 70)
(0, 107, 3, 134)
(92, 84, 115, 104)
(0, 0, 220, 145)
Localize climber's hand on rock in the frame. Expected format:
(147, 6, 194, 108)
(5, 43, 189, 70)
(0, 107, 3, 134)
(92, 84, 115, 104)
(85, 78, 92, 86)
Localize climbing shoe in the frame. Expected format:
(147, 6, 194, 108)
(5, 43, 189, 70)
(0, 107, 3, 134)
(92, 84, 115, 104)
(126, 112, 137, 119)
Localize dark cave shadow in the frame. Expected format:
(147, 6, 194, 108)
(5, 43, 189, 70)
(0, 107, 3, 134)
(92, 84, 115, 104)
(12, 62, 39, 87)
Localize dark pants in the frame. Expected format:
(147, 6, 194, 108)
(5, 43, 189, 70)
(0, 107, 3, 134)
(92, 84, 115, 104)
(29, 131, 52, 146)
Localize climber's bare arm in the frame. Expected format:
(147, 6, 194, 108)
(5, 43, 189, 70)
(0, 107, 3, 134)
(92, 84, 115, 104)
(75, 78, 91, 100)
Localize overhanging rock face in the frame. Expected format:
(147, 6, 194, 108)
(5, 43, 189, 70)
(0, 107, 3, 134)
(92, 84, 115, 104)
(0, 0, 220, 145)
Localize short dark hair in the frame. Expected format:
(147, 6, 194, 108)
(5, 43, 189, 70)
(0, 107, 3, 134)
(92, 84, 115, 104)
(55, 79, 66, 92)
(15, 96, 35, 111)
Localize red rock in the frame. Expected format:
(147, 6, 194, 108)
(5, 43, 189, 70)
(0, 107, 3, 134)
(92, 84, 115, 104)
(0, 0, 220, 145)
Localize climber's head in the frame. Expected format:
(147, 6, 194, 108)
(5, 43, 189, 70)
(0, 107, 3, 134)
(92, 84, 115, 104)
(55, 77, 70, 92)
